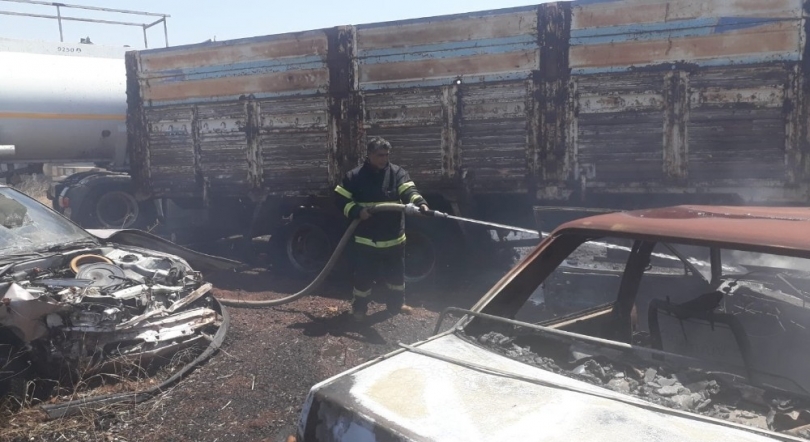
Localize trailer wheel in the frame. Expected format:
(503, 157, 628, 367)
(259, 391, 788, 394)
(403, 228, 436, 284)
(285, 220, 334, 275)
(404, 217, 464, 285)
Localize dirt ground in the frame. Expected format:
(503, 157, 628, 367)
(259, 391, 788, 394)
(1, 174, 516, 441)
(1, 264, 507, 442)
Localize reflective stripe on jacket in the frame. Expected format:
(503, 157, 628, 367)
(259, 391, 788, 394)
(334, 160, 426, 247)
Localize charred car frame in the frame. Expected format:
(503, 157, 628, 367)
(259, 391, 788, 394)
(295, 206, 810, 441)
(0, 185, 236, 410)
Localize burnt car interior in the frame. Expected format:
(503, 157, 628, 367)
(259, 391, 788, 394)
(464, 232, 810, 438)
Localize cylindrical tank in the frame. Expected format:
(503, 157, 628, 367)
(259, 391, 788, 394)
(0, 38, 127, 164)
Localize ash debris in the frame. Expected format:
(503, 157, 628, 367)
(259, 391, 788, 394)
(476, 331, 810, 436)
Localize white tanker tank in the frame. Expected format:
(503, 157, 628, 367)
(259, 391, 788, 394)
(0, 38, 127, 165)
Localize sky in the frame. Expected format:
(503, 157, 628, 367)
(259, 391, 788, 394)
(0, 0, 545, 49)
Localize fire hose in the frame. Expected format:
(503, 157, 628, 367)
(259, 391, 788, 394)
(216, 203, 539, 308)
(38, 204, 536, 418)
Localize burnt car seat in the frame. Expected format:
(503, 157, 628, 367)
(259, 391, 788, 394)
(647, 297, 753, 379)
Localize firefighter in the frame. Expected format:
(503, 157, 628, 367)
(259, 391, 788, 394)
(334, 136, 429, 321)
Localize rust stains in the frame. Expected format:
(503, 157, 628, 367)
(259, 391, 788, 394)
(125, 51, 152, 200)
(356, 11, 538, 50)
(534, 2, 572, 186)
(127, 0, 810, 207)
(557, 205, 810, 256)
(440, 83, 460, 180)
(570, 23, 800, 69)
(326, 26, 362, 187)
(572, 0, 800, 30)
(141, 32, 329, 72)
(144, 69, 329, 102)
(662, 71, 689, 182)
(785, 14, 810, 187)
(359, 50, 539, 84)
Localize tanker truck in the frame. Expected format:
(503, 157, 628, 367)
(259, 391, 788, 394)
(0, 37, 158, 229)
(40, 0, 810, 282)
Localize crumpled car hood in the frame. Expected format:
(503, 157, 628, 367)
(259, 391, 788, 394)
(86, 228, 241, 273)
(298, 334, 781, 442)
(0, 234, 235, 382)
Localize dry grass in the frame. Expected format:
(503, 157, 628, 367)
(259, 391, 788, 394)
(0, 343, 205, 442)
(12, 174, 51, 206)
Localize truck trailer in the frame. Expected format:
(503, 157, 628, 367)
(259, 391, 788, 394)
(52, 0, 810, 282)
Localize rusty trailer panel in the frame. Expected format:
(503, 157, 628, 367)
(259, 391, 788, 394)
(258, 95, 331, 194)
(355, 6, 544, 197)
(126, 0, 810, 208)
(461, 82, 529, 193)
(355, 7, 539, 90)
(141, 106, 197, 198)
(139, 31, 329, 72)
(196, 101, 252, 196)
(570, 0, 803, 74)
(364, 88, 445, 188)
(128, 30, 335, 199)
(572, 0, 802, 30)
(137, 32, 330, 104)
(566, 0, 809, 204)
(570, 22, 801, 73)
(143, 69, 329, 104)
(687, 66, 790, 184)
(573, 72, 665, 184)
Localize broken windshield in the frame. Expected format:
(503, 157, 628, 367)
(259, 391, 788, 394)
(467, 233, 810, 438)
(0, 188, 94, 257)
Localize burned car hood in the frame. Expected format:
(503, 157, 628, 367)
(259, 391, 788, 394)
(86, 229, 241, 273)
(1, 235, 230, 391)
(298, 334, 782, 442)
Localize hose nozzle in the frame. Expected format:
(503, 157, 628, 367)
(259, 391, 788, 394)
(404, 203, 445, 218)
(404, 203, 421, 216)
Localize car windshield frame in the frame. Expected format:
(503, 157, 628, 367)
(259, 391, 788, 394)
(0, 187, 96, 257)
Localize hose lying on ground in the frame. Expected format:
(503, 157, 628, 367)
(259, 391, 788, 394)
(217, 203, 416, 308)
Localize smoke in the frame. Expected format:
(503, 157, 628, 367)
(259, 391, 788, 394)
(723, 250, 810, 272)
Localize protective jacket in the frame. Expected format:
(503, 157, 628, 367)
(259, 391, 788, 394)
(334, 160, 426, 248)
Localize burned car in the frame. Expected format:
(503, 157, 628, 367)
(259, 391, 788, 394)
(294, 206, 810, 441)
(0, 186, 236, 405)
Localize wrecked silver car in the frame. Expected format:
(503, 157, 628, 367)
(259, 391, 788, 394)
(294, 206, 810, 441)
(0, 186, 235, 404)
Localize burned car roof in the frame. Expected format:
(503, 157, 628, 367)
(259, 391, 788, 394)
(554, 206, 810, 254)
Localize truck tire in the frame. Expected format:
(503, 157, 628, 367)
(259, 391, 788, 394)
(286, 220, 334, 275)
(271, 213, 347, 279)
(79, 188, 157, 230)
(269, 213, 464, 285)
(404, 217, 465, 285)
